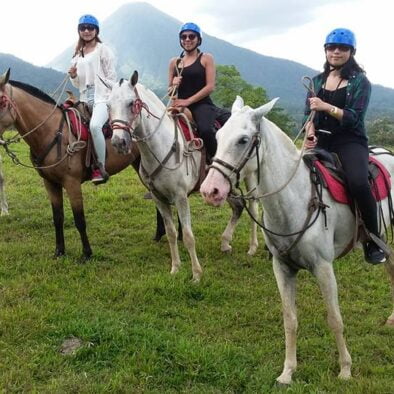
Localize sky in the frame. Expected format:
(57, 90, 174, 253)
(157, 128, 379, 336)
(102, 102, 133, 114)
(1, 0, 393, 89)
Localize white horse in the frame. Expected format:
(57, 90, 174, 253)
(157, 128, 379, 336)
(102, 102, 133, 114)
(201, 96, 394, 384)
(106, 73, 259, 281)
(0, 152, 8, 216)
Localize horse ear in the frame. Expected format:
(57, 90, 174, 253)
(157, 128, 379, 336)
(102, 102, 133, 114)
(0, 68, 10, 89)
(231, 95, 244, 113)
(130, 70, 138, 87)
(97, 75, 114, 90)
(252, 97, 280, 122)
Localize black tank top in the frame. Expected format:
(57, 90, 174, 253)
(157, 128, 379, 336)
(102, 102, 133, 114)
(177, 52, 213, 106)
(317, 86, 346, 135)
(317, 85, 366, 148)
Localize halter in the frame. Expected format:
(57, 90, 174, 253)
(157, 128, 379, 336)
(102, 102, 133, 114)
(110, 87, 161, 141)
(0, 85, 18, 123)
(209, 132, 261, 193)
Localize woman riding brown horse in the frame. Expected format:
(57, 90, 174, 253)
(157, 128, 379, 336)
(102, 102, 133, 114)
(0, 68, 141, 260)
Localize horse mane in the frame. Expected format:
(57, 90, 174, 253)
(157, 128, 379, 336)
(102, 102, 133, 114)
(9, 80, 57, 106)
(136, 83, 165, 111)
(262, 116, 300, 157)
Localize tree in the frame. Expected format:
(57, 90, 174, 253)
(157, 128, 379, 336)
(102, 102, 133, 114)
(212, 65, 296, 136)
(367, 117, 394, 146)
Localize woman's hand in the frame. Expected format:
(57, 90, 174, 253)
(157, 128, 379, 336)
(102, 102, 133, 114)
(68, 66, 77, 79)
(305, 121, 317, 149)
(309, 97, 330, 112)
(172, 76, 183, 86)
(172, 98, 191, 108)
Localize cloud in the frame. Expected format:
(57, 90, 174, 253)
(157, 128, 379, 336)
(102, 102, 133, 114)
(198, 0, 353, 39)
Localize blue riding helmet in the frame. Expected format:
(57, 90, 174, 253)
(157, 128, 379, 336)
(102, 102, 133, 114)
(78, 14, 99, 32)
(179, 22, 202, 38)
(179, 22, 202, 47)
(325, 28, 356, 50)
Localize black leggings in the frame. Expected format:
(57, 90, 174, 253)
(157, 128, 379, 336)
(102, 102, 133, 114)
(190, 103, 230, 157)
(332, 142, 378, 236)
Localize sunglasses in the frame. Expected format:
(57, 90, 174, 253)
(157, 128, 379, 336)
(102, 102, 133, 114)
(180, 33, 197, 41)
(325, 44, 351, 52)
(79, 24, 96, 32)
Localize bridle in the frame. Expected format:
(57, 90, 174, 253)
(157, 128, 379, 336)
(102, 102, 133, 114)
(110, 86, 162, 143)
(0, 85, 18, 124)
(209, 132, 261, 194)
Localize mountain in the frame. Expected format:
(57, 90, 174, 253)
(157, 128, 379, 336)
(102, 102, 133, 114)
(0, 53, 74, 95)
(1, 2, 393, 121)
(47, 2, 394, 120)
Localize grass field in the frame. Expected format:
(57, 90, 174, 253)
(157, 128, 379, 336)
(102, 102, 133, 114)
(0, 139, 393, 393)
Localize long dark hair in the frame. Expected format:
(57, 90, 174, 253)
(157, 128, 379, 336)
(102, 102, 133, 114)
(323, 55, 365, 79)
(73, 35, 102, 58)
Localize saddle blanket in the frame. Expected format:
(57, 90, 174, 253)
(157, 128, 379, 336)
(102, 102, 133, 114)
(63, 105, 112, 141)
(314, 156, 391, 204)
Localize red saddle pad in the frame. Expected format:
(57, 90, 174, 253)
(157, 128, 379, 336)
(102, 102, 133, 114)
(314, 156, 391, 204)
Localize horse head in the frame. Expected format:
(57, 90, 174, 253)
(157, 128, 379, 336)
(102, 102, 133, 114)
(106, 71, 140, 155)
(200, 96, 279, 206)
(0, 69, 16, 136)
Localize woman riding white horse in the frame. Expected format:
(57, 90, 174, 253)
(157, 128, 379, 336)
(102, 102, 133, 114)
(200, 95, 394, 384)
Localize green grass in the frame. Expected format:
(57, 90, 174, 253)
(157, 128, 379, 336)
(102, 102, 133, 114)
(1, 140, 393, 393)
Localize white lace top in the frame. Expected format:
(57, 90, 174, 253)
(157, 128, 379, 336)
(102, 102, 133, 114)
(70, 43, 117, 104)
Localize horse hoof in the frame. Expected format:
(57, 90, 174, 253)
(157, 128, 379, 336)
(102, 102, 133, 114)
(275, 379, 291, 387)
(53, 251, 65, 258)
(385, 317, 394, 326)
(221, 245, 232, 253)
(247, 248, 257, 256)
(153, 234, 164, 242)
(192, 275, 201, 283)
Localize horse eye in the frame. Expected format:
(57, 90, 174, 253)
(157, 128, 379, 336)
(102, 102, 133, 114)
(238, 136, 249, 145)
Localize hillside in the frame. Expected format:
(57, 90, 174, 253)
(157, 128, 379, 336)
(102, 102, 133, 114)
(47, 2, 394, 120)
(0, 53, 74, 95)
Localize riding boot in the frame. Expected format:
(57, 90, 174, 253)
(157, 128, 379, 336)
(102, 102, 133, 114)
(91, 162, 109, 185)
(363, 240, 386, 265)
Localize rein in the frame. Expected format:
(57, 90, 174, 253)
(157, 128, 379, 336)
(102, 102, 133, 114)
(0, 75, 86, 169)
(211, 76, 317, 202)
(208, 77, 323, 253)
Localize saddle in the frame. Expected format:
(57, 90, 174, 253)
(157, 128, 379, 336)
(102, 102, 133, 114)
(303, 148, 391, 205)
(168, 106, 222, 143)
(168, 107, 225, 193)
(61, 93, 112, 172)
(62, 99, 112, 141)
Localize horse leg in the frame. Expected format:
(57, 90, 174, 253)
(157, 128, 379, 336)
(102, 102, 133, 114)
(153, 207, 183, 242)
(272, 257, 298, 385)
(222, 196, 244, 253)
(247, 198, 259, 256)
(313, 262, 352, 379)
(155, 201, 181, 276)
(153, 207, 166, 241)
(0, 172, 8, 216)
(384, 256, 394, 326)
(176, 197, 202, 282)
(63, 180, 92, 260)
(43, 179, 65, 257)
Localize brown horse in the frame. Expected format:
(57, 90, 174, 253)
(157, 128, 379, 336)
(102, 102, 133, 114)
(0, 68, 141, 260)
